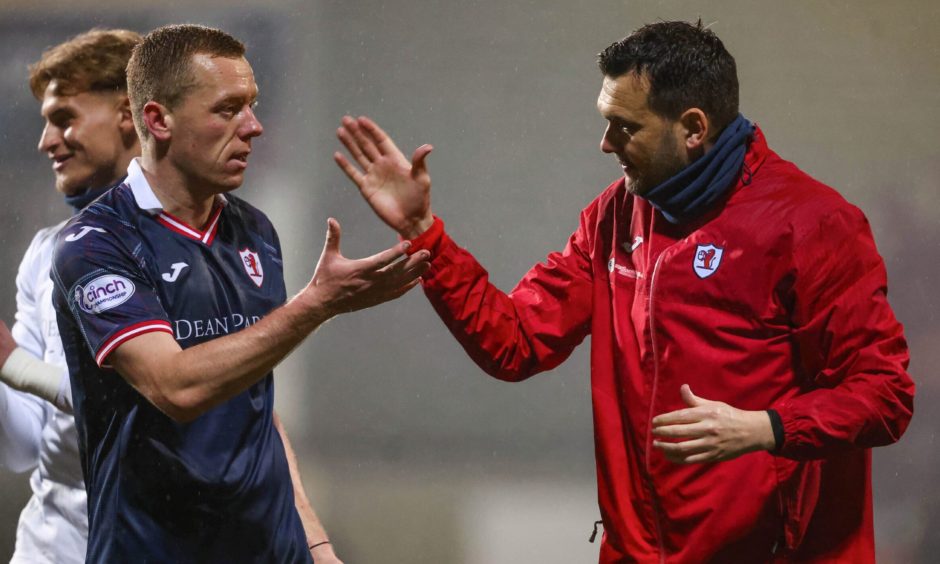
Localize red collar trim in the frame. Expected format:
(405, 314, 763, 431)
(157, 203, 224, 245)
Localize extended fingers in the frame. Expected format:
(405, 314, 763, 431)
(651, 407, 704, 427)
(341, 116, 381, 162)
(379, 251, 431, 286)
(333, 152, 365, 188)
(653, 438, 715, 464)
(650, 422, 707, 439)
(337, 120, 373, 171)
(362, 241, 414, 271)
(357, 117, 404, 158)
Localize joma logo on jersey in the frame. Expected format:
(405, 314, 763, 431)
(75, 274, 136, 313)
(239, 248, 264, 287)
(693, 244, 724, 279)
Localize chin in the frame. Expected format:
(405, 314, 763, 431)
(216, 175, 245, 193)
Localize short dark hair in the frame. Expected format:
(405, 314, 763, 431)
(28, 29, 141, 99)
(126, 24, 246, 139)
(598, 20, 739, 133)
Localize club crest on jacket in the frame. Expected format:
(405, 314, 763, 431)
(693, 244, 723, 279)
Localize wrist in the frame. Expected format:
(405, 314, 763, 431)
(399, 213, 435, 240)
(289, 286, 337, 327)
(309, 539, 334, 555)
(753, 410, 777, 451)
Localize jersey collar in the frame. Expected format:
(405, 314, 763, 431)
(125, 158, 227, 245)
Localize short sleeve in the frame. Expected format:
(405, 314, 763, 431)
(51, 222, 173, 366)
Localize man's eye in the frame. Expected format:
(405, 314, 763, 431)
(620, 126, 633, 136)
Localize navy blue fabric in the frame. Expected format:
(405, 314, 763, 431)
(643, 113, 754, 224)
(63, 176, 123, 214)
(51, 185, 310, 563)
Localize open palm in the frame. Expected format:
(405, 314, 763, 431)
(334, 116, 434, 239)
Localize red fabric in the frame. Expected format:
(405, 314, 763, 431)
(409, 127, 914, 563)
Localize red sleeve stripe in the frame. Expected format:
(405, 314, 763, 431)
(95, 320, 174, 366)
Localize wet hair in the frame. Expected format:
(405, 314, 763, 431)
(598, 20, 739, 132)
(28, 29, 141, 99)
(126, 24, 246, 139)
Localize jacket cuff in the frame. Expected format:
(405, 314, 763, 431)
(404, 215, 445, 257)
(766, 409, 785, 452)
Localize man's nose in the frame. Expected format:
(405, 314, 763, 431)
(38, 123, 61, 153)
(239, 107, 264, 139)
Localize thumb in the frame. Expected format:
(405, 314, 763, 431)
(410, 144, 434, 179)
(323, 218, 342, 256)
(680, 384, 704, 407)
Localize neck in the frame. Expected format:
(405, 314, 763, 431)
(141, 152, 217, 228)
(641, 113, 754, 224)
(65, 148, 141, 214)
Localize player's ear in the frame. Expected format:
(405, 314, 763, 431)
(117, 96, 137, 138)
(679, 108, 709, 151)
(142, 100, 172, 143)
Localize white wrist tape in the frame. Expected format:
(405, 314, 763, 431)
(1, 347, 63, 406)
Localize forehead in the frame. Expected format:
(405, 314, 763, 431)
(596, 72, 653, 118)
(40, 82, 117, 117)
(187, 54, 257, 99)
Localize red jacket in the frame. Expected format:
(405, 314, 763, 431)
(407, 128, 914, 563)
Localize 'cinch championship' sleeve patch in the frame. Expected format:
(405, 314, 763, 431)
(74, 274, 136, 314)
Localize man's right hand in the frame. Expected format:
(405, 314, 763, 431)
(304, 217, 430, 317)
(334, 116, 435, 239)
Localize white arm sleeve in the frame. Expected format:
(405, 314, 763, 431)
(1, 347, 71, 412)
(1, 230, 55, 471)
(0, 383, 46, 472)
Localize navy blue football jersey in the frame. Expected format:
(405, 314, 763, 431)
(51, 160, 310, 563)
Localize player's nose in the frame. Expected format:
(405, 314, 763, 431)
(239, 107, 264, 140)
(37, 123, 61, 154)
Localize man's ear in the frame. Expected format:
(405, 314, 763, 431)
(117, 96, 137, 137)
(142, 100, 173, 143)
(679, 108, 709, 151)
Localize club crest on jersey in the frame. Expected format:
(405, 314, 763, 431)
(75, 274, 135, 313)
(239, 248, 264, 287)
(693, 244, 724, 279)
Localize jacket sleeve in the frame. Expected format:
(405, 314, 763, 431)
(774, 205, 914, 459)
(408, 207, 596, 382)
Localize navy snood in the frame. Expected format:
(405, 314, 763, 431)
(643, 113, 754, 224)
(64, 176, 126, 215)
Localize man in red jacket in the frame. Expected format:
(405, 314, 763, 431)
(334, 20, 914, 563)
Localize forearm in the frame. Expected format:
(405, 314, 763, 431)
(1, 348, 71, 413)
(274, 413, 338, 562)
(413, 217, 590, 381)
(114, 290, 333, 422)
(773, 367, 914, 459)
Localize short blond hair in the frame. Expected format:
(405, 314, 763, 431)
(126, 24, 246, 139)
(28, 28, 141, 99)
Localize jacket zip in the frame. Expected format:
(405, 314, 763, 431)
(644, 246, 671, 563)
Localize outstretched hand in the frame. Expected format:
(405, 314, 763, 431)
(651, 384, 776, 464)
(307, 218, 430, 317)
(334, 116, 435, 239)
